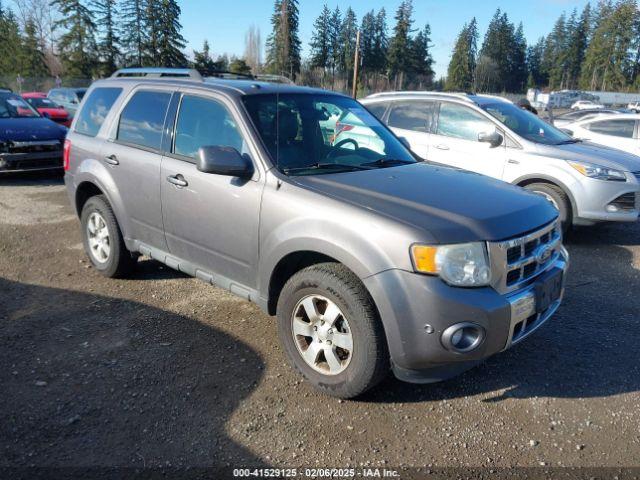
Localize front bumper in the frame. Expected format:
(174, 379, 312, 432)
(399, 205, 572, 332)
(0, 149, 63, 173)
(572, 175, 640, 224)
(363, 249, 569, 384)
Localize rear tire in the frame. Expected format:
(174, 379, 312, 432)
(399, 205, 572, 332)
(276, 262, 389, 399)
(524, 182, 572, 233)
(80, 195, 135, 278)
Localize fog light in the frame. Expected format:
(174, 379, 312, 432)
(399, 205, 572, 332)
(606, 204, 619, 213)
(442, 322, 485, 353)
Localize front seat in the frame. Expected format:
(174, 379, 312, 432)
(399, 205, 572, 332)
(274, 109, 306, 169)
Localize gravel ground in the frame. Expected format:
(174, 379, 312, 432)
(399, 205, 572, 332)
(1, 172, 639, 477)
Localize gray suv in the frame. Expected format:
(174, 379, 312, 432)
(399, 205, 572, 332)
(64, 68, 568, 398)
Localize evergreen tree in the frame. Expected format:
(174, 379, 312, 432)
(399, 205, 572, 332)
(0, 4, 23, 76)
(20, 18, 50, 77)
(370, 8, 388, 73)
(193, 40, 217, 75)
(120, 0, 145, 67)
(387, 0, 414, 88)
(510, 22, 527, 92)
(526, 37, 547, 88)
(543, 13, 567, 89)
(309, 4, 331, 70)
(50, 0, 98, 77)
(94, 0, 120, 75)
(409, 24, 434, 81)
(144, 0, 160, 65)
(359, 10, 376, 74)
(339, 7, 358, 76)
(265, 0, 301, 79)
(446, 19, 478, 91)
(228, 57, 252, 76)
(155, 0, 187, 67)
(478, 9, 518, 92)
(328, 6, 342, 76)
(565, 4, 590, 89)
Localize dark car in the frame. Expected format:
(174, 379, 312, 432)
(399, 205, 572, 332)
(0, 91, 67, 173)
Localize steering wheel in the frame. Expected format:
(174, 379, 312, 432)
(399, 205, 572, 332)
(329, 138, 359, 158)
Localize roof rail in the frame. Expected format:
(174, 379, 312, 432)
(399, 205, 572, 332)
(365, 91, 473, 102)
(206, 70, 255, 80)
(111, 68, 203, 81)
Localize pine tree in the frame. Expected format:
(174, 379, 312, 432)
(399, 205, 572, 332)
(229, 57, 252, 76)
(144, 0, 160, 65)
(543, 13, 567, 89)
(510, 22, 527, 92)
(94, 0, 120, 75)
(409, 25, 434, 81)
(328, 6, 342, 76)
(20, 18, 50, 77)
(50, 0, 98, 77)
(339, 7, 358, 77)
(309, 4, 331, 70)
(478, 9, 518, 92)
(155, 0, 186, 67)
(193, 40, 217, 75)
(120, 0, 145, 67)
(371, 8, 388, 73)
(265, 0, 301, 79)
(565, 5, 590, 89)
(387, 0, 414, 88)
(0, 4, 23, 76)
(359, 10, 376, 74)
(446, 19, 477, 91)
(526, 37, 547, 88)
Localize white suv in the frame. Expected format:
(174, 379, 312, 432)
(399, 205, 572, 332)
(571, 100, 604, 110)
(361, 92, 640, 229)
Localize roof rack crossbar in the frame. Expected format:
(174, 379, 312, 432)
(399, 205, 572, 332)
(111, 68, 203, 81)
(365, 91, 474, 102)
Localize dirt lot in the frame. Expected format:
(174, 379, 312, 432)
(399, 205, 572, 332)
(1, 173, 639, 477)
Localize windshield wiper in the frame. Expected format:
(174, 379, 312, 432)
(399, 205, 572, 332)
(282, 162, 372, 174)
(556, 138, 582, 145)
(362, 158, 415, 168)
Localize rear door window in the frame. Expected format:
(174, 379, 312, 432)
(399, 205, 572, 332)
(75, 87, 122, 137)
(173, 95, 245, 159)
(585, 119, 635, 138)
(388, 101, 435, 133)
(117, 90, 171, 151)
(436, 102, 495, 141)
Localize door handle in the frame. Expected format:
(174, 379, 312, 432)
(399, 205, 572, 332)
(508, 159, 520, 165)
(166, 174, 188, 187)
(434, 144, 450, 150)
(104, 154, 119, 165)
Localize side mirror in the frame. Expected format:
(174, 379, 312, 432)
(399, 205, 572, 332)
(478, 131, 504, 148)
(398, 136, 411, 149)
(197, 145, 254, 178)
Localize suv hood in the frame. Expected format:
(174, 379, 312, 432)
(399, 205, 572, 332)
(0, 117, 67, 142)
(535, 141, 640, 172)
(292, 163, 557, 243)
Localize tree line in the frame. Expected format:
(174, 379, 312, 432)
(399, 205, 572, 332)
(447, 0, 640, 93)
(4, 0, 640, 95)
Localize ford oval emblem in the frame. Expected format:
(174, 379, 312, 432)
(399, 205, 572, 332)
(535, 244, 553, 264)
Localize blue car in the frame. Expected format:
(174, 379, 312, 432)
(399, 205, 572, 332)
(0, 91, 67, 173)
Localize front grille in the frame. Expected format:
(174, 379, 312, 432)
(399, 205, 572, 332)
(488, 220, 562, 294)
(14, 157, 62, 170)
(610, 193, 637, 211)
(7, 140, 62, 154)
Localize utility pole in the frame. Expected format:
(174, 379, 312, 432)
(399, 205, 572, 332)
(352, 29, 361, 99)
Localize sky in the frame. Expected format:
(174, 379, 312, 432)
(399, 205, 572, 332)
(181, 0, 591, 78)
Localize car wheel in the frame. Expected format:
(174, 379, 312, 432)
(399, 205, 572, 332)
(277, 262, 389, 399)
(81, 195, 135, 278)
(524, 183, 572, 233)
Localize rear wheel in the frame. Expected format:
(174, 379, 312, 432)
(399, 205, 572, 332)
(276, 263, 389, 399)
(80, 195, 135, 278)
(524, 183, 572, 233)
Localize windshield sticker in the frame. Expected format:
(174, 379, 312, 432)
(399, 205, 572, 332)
(8, 99, 29, 108)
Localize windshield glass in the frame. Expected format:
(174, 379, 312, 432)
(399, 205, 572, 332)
(76, 90, 86, 100)
(0, 93, 40, 118)
(242, 93, 417, 175)
(482, 102, 572, 145)
(26, 97, 61, 109)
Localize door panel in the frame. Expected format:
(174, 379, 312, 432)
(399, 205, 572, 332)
(428, 102, 506, 179)
(101, 89, 172, 249)
(387, 101, 435, 159)
(160, 94, 262, 288)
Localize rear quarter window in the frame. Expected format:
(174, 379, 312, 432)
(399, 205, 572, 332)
(117, 90, 171, 151)
(74, 87, 122, 137)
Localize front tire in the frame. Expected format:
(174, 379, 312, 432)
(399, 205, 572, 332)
(277, 263, 389, 399)
(524, 182, 572, 233)
(80, 195, 135, 278)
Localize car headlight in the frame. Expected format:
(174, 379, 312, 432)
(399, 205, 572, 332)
(567, 161, 627, 182)
(410, 242, 492, 287)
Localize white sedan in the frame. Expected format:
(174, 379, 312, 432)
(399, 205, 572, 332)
(564, 113, 640, 155)
(571, 100, 605, 110)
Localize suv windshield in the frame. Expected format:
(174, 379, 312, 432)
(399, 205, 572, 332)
(482, 102, 573, 146)
(242, 93, 416, 175)
(0, 93, 40, 118)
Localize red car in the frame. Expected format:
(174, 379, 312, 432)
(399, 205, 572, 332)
(21, 92, 71, 127)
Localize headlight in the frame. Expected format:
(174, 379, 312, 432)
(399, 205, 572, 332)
(567, 161, 627, 182)
(410, 242, 492, 287)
